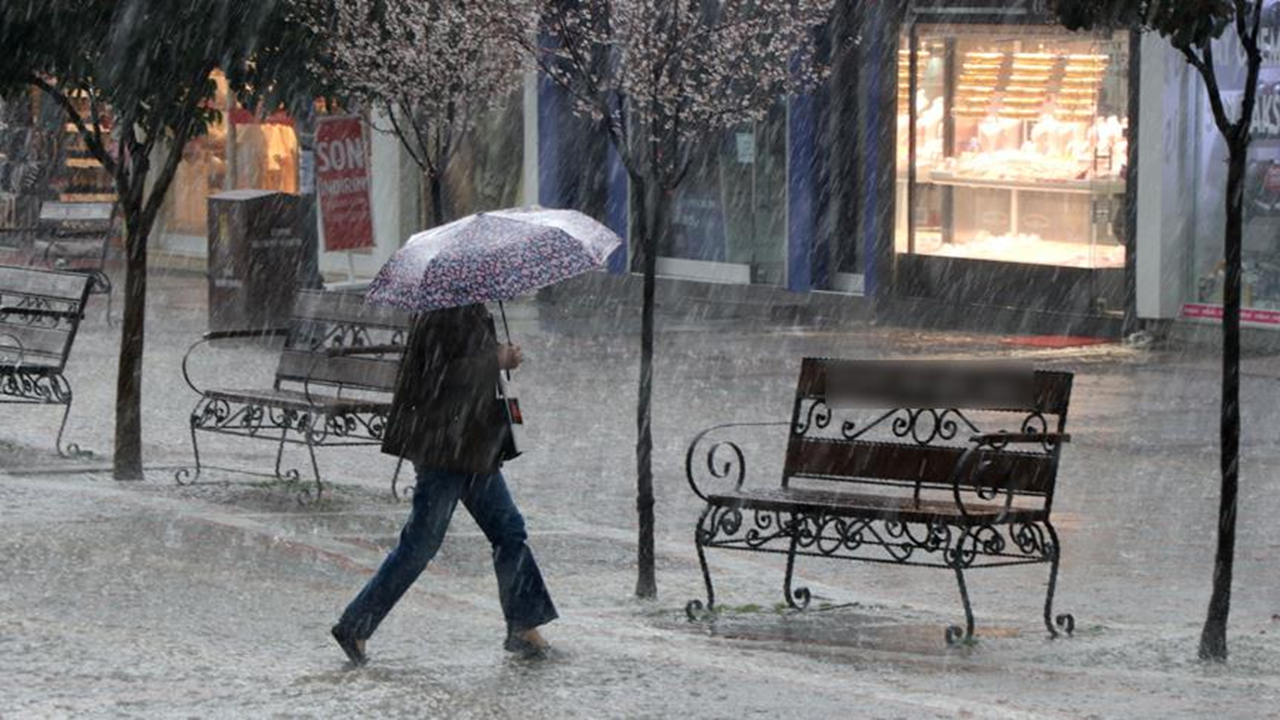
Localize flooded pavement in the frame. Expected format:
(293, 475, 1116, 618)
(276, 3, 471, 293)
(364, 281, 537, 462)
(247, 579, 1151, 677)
(3, 271, 1280, 717)
(2, 470, 1278, 719)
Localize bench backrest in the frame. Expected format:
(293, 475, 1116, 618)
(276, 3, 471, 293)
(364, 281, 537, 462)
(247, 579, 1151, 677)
(784, 357, 1073, 511)
(38, 201, 116, 238)
(274, 290, 412, 395)
(0, 265, 92, 371)
(36, 201, 116, 267)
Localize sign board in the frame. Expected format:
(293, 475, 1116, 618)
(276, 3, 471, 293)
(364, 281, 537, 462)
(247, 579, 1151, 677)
(316, 115, 375, 252)
(1183, 302, 1280, 327)
(228, 108, 295, 126)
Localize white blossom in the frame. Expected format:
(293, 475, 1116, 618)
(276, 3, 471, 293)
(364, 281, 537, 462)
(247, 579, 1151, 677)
(533, 0, 833, 185)
(307, 0, 535, 179)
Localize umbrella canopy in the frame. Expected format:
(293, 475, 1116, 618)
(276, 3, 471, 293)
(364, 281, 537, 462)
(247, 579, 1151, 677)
(365, 207, 623, 312)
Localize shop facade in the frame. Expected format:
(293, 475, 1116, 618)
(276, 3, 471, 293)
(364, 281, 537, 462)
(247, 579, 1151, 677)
(538, 0, 1144, 328)
(891, 0, 1135, 325)
(154, 73, 433, 281)
(533, 1, 887, 298)
(151, 71, 531, 282)
(1136, 0, 1280, 334)
(131, 1, 1197, 336)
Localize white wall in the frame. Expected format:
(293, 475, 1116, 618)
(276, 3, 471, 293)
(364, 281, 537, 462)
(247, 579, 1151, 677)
(1136, 34, 1196, 320)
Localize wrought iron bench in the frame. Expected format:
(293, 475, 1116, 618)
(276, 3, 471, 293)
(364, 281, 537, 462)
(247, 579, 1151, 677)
(0, 265, 93, 457)
(684, 357, 1075, 644)
(176, 289, 411, 502)
(25, 201, 116, 323)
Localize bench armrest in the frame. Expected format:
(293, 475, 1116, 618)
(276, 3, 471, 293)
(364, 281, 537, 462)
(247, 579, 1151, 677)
(200, 327, 291, 341)
(969, 431, 1070, 449)
(685, 422, 790, 502)
(0, 306, 84, 321)
(948, 432, 1070, 522)
(322, 343, 406, 358)
(182, 327, 291, 395)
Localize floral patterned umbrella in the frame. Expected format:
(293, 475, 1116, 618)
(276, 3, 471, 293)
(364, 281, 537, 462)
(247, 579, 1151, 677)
(364, 206, 623, 312)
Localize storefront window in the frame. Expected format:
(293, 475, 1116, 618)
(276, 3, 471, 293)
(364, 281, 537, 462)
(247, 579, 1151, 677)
(656, 100, 788, 286)
(161, 74, 228, 237)
(1191, 2, 1280, 315)
(161, 72, 298, 238)
(230, 114, 298, 196)
(897, 25, 1130, 270)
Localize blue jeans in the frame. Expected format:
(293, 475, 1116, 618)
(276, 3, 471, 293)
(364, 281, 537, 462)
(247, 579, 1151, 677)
(337, 467, 557, 640)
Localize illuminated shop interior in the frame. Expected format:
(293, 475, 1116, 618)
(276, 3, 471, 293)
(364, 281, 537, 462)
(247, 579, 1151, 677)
(897, 25, 1130, 270)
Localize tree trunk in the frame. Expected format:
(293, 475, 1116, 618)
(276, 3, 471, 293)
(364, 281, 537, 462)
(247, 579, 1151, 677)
(632, 174, 658, 599)
(296, 109, 322, 290)
(112, 215, 148, 480)
(1200, 137, 1247, 661)
(429, 170, 446, 229)
(110, 132, 183, 481)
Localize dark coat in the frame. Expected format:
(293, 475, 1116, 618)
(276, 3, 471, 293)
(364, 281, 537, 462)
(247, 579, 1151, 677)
(381, 304, 509, 474)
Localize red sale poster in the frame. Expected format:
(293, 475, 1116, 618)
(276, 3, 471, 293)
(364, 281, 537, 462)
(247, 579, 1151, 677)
(316, 116, 375, 251)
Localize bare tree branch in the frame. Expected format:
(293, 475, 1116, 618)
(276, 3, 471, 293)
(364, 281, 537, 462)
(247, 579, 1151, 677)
(385, 104, 428, 170)
(141, 60, 219, 227)
(1182, 43, 1234, 138)
(311, 0, 527, 218)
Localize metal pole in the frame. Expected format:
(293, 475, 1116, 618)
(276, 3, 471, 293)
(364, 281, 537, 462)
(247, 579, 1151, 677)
(498, 300, 512, 381)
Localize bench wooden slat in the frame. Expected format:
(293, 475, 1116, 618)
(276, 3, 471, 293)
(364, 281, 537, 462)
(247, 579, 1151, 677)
(0, 322, 74, 363)
(784, 437, 1056, 495)
(707, 487, 1047, 524)
(292, 290, 412, 329)
(0, 265, 93, 300)
(38, 202, 114, 224)
(795, 357, 1073, 415)
(275, 349, 401, 391)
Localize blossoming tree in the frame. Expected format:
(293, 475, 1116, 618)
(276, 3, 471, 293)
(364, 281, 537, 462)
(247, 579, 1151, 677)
(305, 0, 534, 228)
(530, 0, 833, 598)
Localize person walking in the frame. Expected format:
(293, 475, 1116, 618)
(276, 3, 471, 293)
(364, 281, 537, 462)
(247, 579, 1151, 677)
(330, 303, 557, 666)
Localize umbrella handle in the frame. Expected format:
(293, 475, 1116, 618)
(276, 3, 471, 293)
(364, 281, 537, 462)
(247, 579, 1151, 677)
(498, 301, 512, 343)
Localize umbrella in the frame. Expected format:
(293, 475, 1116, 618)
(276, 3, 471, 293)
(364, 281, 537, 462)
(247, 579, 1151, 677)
(364, 206, 623, 314)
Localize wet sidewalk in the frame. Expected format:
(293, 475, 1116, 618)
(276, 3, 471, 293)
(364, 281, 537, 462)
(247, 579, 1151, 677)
(2, 470, 1278, 718)
(5, 270, 1280, 717)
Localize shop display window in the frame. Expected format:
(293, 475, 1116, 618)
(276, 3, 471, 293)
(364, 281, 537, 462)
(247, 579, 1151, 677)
(896, 25, 1130, 270)
(1191, 2, 1280, 315)
(162, 72, 298, 237)
(653, 101, 788, 285)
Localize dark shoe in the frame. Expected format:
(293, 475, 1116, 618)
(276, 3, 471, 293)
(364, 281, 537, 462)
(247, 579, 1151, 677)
(504, 627, 550, 659)
(331, 624, 368, 667)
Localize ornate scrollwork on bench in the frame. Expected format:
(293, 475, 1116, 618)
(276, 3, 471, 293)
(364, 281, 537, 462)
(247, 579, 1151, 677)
(0, 368, 72, 405)
(0, 266, 93, 458)
(698, 508, 1055, 570)
(686, 358, 1077, 645)
(175, 290, 411, 503)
